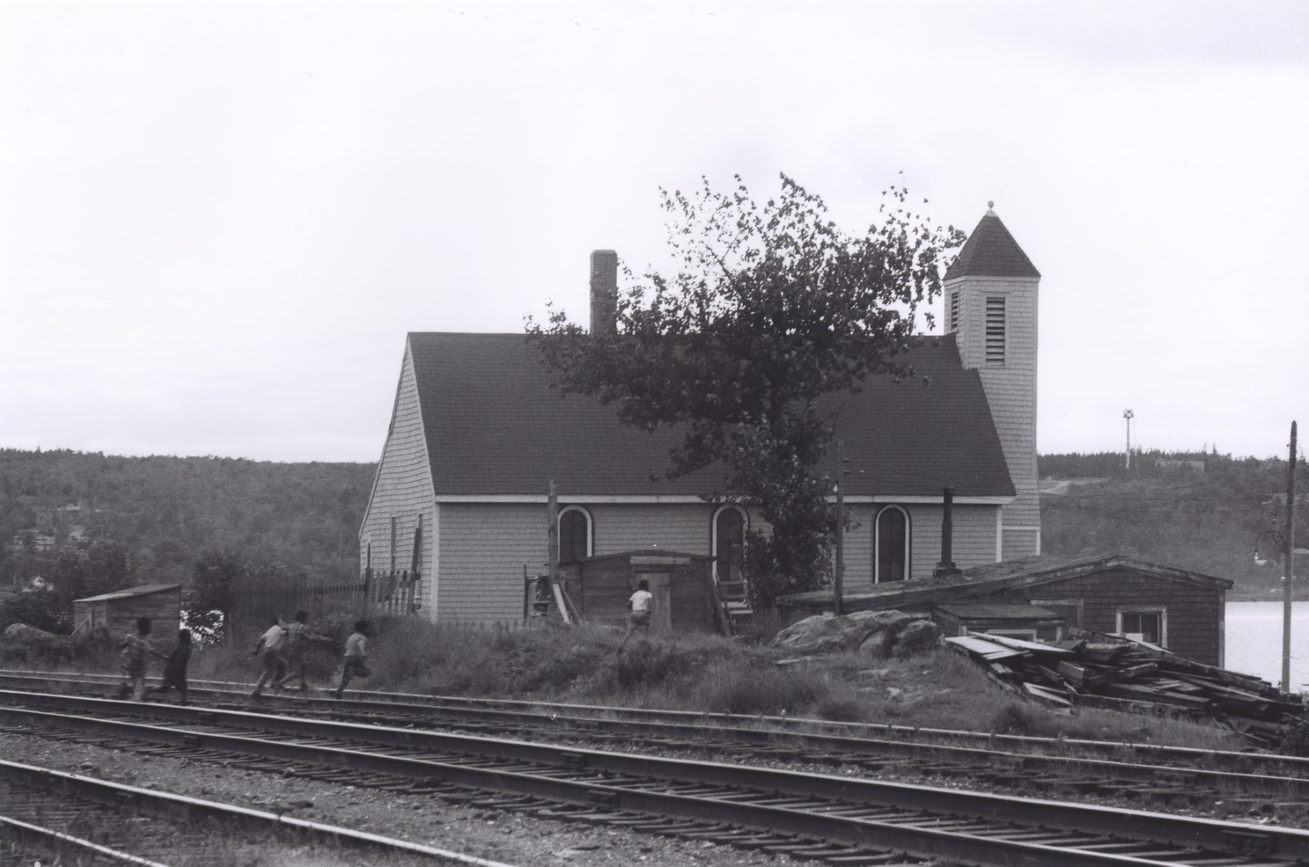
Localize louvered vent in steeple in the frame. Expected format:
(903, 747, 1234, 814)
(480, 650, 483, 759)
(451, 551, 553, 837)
(985, 296, 1006, 364)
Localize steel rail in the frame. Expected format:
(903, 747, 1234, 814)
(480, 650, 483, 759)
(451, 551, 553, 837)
(0, 813, 167, 866)
(3, 671, 1304, 803)
(0, 757, 515, 867)
(2, 669, 1294, 775)
(1, 690, 1306, 865)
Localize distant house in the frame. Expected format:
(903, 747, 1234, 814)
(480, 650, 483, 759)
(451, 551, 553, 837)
(359, 208, 1043, 626)
(73, 583, 182, 639)
(779, 554, 1232, 667)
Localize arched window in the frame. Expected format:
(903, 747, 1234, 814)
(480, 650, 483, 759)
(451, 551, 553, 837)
(712, 505, 747, 587)
(558, 506, 593, 563)
(875, 506, 910, 583)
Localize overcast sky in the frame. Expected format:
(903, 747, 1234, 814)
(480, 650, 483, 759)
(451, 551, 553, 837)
(2, 1, 1306, 464)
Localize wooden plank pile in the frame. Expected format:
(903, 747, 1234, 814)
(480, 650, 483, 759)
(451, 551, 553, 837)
(945, 629, 1305, 744)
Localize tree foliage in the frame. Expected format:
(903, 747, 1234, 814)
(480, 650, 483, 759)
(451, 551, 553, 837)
(1039, 450, 1309, 597)
(0, 449, 373, 633)
(527, 174, 962, 606)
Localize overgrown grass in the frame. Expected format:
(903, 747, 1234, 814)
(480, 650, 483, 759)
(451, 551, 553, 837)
(4, 613, 1247, 751)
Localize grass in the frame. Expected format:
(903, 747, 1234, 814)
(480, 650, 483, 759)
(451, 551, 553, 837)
(3, 613, 1248, 752)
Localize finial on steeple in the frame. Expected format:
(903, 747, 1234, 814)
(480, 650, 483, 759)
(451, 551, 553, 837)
(987, 200, 996, 213)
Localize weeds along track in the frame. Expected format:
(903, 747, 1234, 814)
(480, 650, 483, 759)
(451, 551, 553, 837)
(0, 756, 510, 867)
(7, 670, 1309, 814)
(3, 688, 1309, 866)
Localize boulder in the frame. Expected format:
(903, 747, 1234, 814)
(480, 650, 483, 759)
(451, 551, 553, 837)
(4, 622, 63, 648)
(770, 615, 854, 654)
(892, 619, 943, 658)
(772, 609, 918, 655)
(858, 628, 897, 659)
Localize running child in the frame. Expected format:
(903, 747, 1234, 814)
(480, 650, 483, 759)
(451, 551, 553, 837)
(118, 617, 167, 701)
(150, 628, 193, 705)
(250, 615, 287, 698)
(277, 610, 331, 691)
(617, 579, 654, 653)
(332, 619, 372, 699)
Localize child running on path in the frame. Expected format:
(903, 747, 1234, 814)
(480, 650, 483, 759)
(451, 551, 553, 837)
(332, 619, 372, 699)
(118, 617, 167, 701)
(150, 629, 193, 705)
(250, 615, 287, 698)
(616, 579, 654, 654)
(277, 610, 330, 691)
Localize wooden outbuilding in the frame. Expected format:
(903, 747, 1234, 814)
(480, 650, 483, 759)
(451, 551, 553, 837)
(73, 583, 183, 639)
(556, 550, 719, 634)
(779, 554, 1232, 667)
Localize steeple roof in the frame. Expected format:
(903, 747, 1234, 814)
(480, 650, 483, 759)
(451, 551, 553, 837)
(945, 206, 1040, 280)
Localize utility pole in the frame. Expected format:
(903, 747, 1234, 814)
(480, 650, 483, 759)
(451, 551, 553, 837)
(1282, 421, 1298, 692)
(833, 439, 845, 616)
(1123, 409, 1134, 471)
(547, 481, 559, 590)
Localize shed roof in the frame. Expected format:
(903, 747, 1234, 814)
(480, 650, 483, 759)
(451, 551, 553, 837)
(944, 210, 1040, 280)
(406, 332, 1015, 499)
(73, 583, 182, 604)
(782, 553, 1233, 611)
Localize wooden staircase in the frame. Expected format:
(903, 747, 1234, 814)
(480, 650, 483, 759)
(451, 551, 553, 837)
(714, 573, 754, 636)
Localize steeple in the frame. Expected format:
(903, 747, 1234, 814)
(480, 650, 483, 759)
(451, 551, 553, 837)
(946, 204, 1041, 561)
(945, 204, 1040, 281)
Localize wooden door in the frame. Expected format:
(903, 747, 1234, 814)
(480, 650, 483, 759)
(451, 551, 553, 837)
(645, 572, 673, 634)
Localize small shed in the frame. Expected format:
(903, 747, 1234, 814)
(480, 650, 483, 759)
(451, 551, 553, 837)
(73, 583, 183, 638)
(557, 550, 718, 634)
(778, 554, 1232, 667)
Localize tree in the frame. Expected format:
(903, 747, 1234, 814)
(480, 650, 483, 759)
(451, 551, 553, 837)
(527, 174, 962, 607)
(185, 549, 247, 640)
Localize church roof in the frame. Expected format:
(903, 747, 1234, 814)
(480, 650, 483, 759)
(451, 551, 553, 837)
(944, 209, 1040, 280)
(404, 332, 1015, 500)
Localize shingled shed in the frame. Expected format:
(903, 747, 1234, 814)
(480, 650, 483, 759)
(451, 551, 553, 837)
(556, 550, 718, 634)
(73, 583, 182, 638)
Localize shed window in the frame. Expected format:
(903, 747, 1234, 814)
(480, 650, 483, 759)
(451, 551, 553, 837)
(1118, 610, 1165, 646)
(985, 296, 1005, 364)
(875, 506, 910, 583)
(712, 505, 747, 587)
(558, 507, 592, 563)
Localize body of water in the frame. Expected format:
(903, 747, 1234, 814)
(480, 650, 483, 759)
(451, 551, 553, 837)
(1225, 601, 1309, 688)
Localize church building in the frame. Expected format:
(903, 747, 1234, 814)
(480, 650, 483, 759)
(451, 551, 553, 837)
(358, 207, 1042, 626)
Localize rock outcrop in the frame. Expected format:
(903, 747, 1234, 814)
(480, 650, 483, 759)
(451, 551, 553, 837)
(771, 609, 941, 659)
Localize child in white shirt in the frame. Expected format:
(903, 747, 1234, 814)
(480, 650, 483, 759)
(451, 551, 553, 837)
(617, 579, 654, 653)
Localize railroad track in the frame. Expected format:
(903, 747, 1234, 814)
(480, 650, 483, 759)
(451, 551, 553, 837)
(0, 756, 512, 866)
(6, 670, 1308, 814)
(3, 687, 1309, 865)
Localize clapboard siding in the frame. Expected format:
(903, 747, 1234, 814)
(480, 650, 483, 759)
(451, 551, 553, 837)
(843, 503, 1000, 588)
(949, 271, 1040, 559)
(439, 501, 739, 625)
(359, 342, 436, 615)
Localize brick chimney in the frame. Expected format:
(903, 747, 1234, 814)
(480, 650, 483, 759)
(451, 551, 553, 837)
(589, 249, 618, 336)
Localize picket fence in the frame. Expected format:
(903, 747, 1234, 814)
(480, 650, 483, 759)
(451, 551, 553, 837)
(227, 569, 421, 633)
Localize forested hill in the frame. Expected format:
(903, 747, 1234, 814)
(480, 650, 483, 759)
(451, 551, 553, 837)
(1, 449, 375, 594)
(1, 448, 1301, 609)
(1039, 451, 1306, 600)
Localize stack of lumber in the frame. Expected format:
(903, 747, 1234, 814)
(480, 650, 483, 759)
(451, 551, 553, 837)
(945, 629, 1305, 744)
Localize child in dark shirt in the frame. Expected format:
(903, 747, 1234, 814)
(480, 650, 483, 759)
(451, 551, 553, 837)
(150, 629, 193, 705)
(117, 617, 167, 701)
